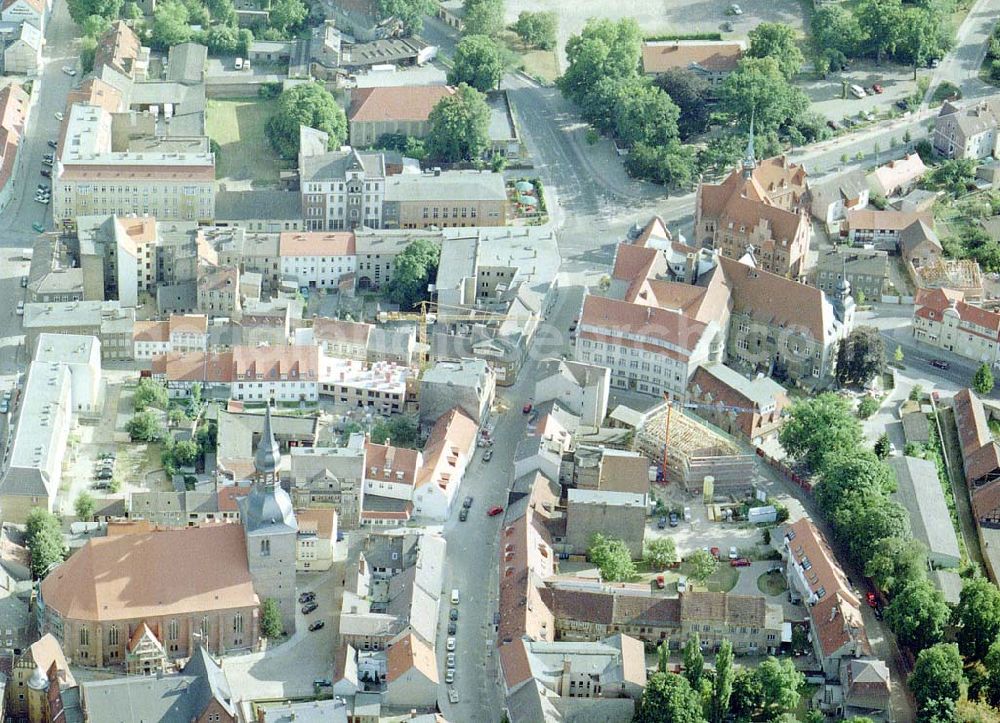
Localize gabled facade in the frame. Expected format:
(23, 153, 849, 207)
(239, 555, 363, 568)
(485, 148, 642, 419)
(912, 287, 1000, 366)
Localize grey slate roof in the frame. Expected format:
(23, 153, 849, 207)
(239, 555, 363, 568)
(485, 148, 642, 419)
(215, 190, 302, 221)
(300, 148, 385, 182)
(899, 219, 942, 256)
(890, 455, 961, 565)
(166, 42, 208, 84)
(384, 171, 507, 202)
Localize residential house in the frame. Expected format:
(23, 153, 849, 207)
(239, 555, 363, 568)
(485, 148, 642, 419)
(436, 0, 464, 30)
(534, 358, 611, 429)
(912, 287, 1000, 366)
(572, 447, 651, 495)
(411, 408, 477, 520)
(317, 358, 410, 415)
(813, 247, 890, 302)
(840, 658, 893, 722)
(33, 333, 101, 413)
(687, 361, 789, 445)
(311, 317, 372, 361)
(278, 231, 357, 290)
(93, 20, 149, 79)
(383, 634, 438, 708)
(640, 40, 743, 89)
(566, 489, 646, 558)
(347, 85, 455, 146)
(1, 0, 45, 32)
(299, 135, 386, 231)
(197, 265, 241, 317)
(845, 209, 933, 250)
(889, 455, 961, 569)
(694, 154, 811, 279)
(418, 358, 495, 429)
(213, 189, 302, 233)
(295, 508, 337, 572)
(0, 84, 28, 214)
(290, 439, 367, 527)
(933, 97, 1000, 159)
(899, 218, 943, 272)
(810, 170, 869, 225)
(3, 21, 41, 75)
(232, 345, 320, 403)
(132, 314, 208, 359)
(22, 299, 134, 361)
(784, 519, 870, 679)
(868, 153, 928, 197)
(382, 171, 508, 229)
(952, 388, 1000, 526)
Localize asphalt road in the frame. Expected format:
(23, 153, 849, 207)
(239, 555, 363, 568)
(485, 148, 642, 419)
(0, 0, 77, 247)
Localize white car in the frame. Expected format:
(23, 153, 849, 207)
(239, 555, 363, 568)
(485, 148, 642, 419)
(61, 66, 76, 76)
(54, 112, 64, 121)
(728, 3, 743, 14)
(34, 195, 49, 204)
(446, 652, 456, 669)
(446, 637, 456, 652)
(15, 301, 24, 316)
(445, 669, 455, 684)
(850, 84, 867, 99)
(676, 575, 687, 593)
(448, 688, 459, 704)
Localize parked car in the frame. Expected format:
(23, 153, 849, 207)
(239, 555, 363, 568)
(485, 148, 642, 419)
(446, 653, 456, 669)
(15, 301, 23, 315)
(54, 112, 64, 121)
(446, 637, 456, 652)
(462, 496, 473, 509)
(301, 602, 318, 614)
(487, 505, 504, 517)
(731, 557, 751, 567)
(40, 169, 51, 178)
(34, 195, 49, 204)
(47, 139, 57, 149)
(61, 66, 76, 76)
(866, 591, 878, 608)
(448, 621, 457, 635)
(930, 359, 950, 370)
(676, 575, 688, 592)
(1, 390, 9, 402)
(19, 276, 27, 288)
(721, 21, 733, 31)
(522, 403, 533, 414)
(657, 516, 667, 529)
(449, 608, 459, 621)
(710, 547, 721, 559)
(655, 574, 665, 589)
(32, 223, 44, 233)
(299, 592, 315, 603)
(871, 83, 884, 94)
(729, 546, 738, 560)
(96, 469, 113, 480)
(483, 449, 493, 462)
(683, 507, 691, 522)
(446, 669, 455, 684)
(668, 512, 679, 527)
(314, 678, 332, 688)
(308, 620, 325, 631)
(0, 401, 8, 414)
(727, 3, 742, 14)
(896, 99, 910, 110)
(459, 508, 468, 522)
(448, 688, 459, 704)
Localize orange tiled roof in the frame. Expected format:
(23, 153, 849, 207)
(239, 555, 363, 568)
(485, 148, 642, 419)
(349, 86, 455, 123)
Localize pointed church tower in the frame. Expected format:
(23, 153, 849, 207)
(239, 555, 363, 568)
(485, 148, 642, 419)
(831, 258, 856, 334)
(240, 404, 298, 634)
(742, 114, 757, 180)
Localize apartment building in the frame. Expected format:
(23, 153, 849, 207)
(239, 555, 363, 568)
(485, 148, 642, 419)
(813, 247, 890, 302)
(197, 265, 241, 317)
(23, 299, 134, 361)
(232, 345, 320, 402)
(912, 287, 1000, 366)
(278, 231, 357, 289)
(318, 358, 410, 415)
(0, 84, 28, 214)
(290, 438, 367, 528)
(133, 314, 208, 359)
(53, 104, 215, 226)
(933, 97, 1000, 160)
(299, 140, 386, 231)
(382, 171, 507, 229)
(411, 408, 477, 520)
(694, 154, 811, 279)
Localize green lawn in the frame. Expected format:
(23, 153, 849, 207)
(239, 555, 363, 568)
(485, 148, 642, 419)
(757, 571, 788, 597)
(206, 98, 288, 185)
(679, 561, 739, 593)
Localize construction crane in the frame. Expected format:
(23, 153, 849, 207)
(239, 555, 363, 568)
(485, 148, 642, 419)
(659, 393, 760, 485)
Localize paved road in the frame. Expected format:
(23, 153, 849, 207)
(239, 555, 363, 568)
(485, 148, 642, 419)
(0, 0, 77, 247)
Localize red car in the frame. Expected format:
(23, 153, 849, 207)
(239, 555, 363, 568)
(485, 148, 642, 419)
(710, 547, 721, 560)
(488, 505, 504, 516)
(522, 403, 533, 414)
(871, 83, 884, 94)
(865, 591, 878, 608)
(655, 574, 665, 589)
(730, 558, 751, 567)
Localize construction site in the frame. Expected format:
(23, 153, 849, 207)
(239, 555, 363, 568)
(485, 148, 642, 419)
(634, 402, 757, 497)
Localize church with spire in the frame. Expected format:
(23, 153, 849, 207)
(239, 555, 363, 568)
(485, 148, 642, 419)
(693, 122, 812, 280)
(238, 404, 299, 634)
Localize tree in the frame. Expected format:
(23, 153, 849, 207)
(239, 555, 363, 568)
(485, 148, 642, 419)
(80, 13, 111, 38)
(384, 237, 440, 309)
(721, 56, 809, 135)
(80, 36, 98, 74)
(900, 7, 940, 79)
(612, 79, 680, 148)
(756, 657, 804, 718)
(698, 133, 745, 176)
(375, 0, 433, 34)
(885, 578, 950, 652)
(895, 345, 905, 365)
(857, 396, 879, 419)
(462, 0, 504, 37)
(682, 634, 704, 692)
(371, 416, 420, 447)
(686, 548, 718, 583)
(983, 638, 1000, 707)
(266, 83, 346, 159)
(815, 451, 895, 516)
(511, 10, 557, 50)
(730, 668, 764, 721)
(127, 411, 163, 442)
(856, 0, 905, 63)
(206, 0, 236, 24)
(588, 533, 636, 582)
(931, 158, 977, 196)
(874, 433, 891, 460)
(426, 83, 491, 162)
(260, 599, 283, 638)
(836, 326, 886, 387)
(25, 508, 66, 579)
(625, 141, 697, 187)
(67, 0, 123, 24)
(134, 377, 168, 412)
(656, 68, 711, 139)
(811, 5, 863, 59)
(909, 644, 964, 716)
(172, 439, 199, 466)
(644, 537, 677, 569)
(747, 22, 803, 80)
(268, 0, 306, 34)
(635, 672, 705, 723)
(865, 536, 928, 596)
(151, 0, 192, 48)
(829, 493, 909, 569)
(559, 18, 641, 105)
(974, 363, 995, 395)
(779, 393, 862, 473)
(447, 35, 507, 92)
(954, 577, 1000, 660)
(205, 25, 240, 54)
(710, 640, 734, 723)
(75, 491, 96, 521)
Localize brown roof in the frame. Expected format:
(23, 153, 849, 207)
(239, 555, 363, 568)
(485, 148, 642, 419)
(613, 594, 680, 627)
(498, 508, 555, 647)
(40, 525, 259, 622)
(915, 288, 1000, 341)
(598, 453, 652, 495)
(232, 345, 319, 381)
(541, 587, 615, 625)
(953, 388, 994, 458)
(499, 638, 533, 690)
(65, 78, 124, 117)
(416, 407, 478, 491)
(151, 351, 235, 383)
(679, 591, 765, 627)
(386, 633, 438, 684)
(133, 320, 168, 343)
(198, 266, 239, 293)
(847, 208, 932, 232)
(870, 153, 928, 193)
(698, 157, 808, 238)
(313, 317, 372, 346)
(25, 635, 74, 688)
(278, 232, 355, 258)
(1, 0, 45, 14)
(365, 441, 421, 487)
(349, 86, 455, 123)
(641, 41, 743, 75)
(581, 294, 711, 355)
(296, 508, 337, 540)
(169, 314, 208, 335)
(217, 485, 245, 513)
(94, 21, 143, 77)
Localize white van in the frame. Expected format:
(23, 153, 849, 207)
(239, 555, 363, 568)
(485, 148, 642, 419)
(676, 576, 687, 593)
(451, 589, 460, 605)
(235, 57, 244, 70)
(850, 84, 866, 99)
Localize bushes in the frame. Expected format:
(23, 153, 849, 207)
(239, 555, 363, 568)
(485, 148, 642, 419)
(644, 32, 722, 42)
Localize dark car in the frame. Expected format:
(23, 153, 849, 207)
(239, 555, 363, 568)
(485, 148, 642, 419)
(308, 620, 325, 631)
(459, 508, 468, 522)
(826, 120, 841, 131)
(96, 468, 113, 480)
(299, 592, 316, 604)
(449, 608, 459, 621)
(668, 512, 679, 527)
(301, 602, 318, 614)
(483, 449, 493, 462)
(448, 621, 457, 635)
(657, 516, 667, 529)
(47, 140, 57, 149)
(895, 99, 909, 111)
(930, 359, 950, 370)
(40, 169, 51, 178)
(314, 678, 332, 688)
(462, 496, 474, 509)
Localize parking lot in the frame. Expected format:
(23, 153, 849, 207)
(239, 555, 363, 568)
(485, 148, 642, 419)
(801, 61, 930, 123)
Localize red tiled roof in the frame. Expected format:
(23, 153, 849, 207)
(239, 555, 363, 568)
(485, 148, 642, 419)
(641, 41, 743, 75)
(349, 85, 455, 123)
(278, 232, 355, 258)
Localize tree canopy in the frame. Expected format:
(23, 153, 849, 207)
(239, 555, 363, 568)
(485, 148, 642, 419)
(447, 35, 507, 93)
(779, 393, 862, 473)
(655, 69, 712, 139)
(384, 238, 440, 310)
(955, 577, 1000, 661)
(426, 83, 491, 162)
(67, 0, 122, 25)
(635, 672, 705, 723)
(644, 537, 677, 569)
(512, 10, 557, 50)
(974, 363, 995, 396)
(682, 634, 705, 693)
(127, 410, 164, 442)
(588, 533, 636, 582)
(74, 491, 96, 521)
(559, 18, 641, 104)
(260, 599, 283, 637)
(25, 508, 66, 579)
(686, 548, 718, 583)
(151, 0, 192, 48)
(266, 83, 346, 160)
(909, 643, 964, 718)
(747, 22, 803, 80)
(462, 0, 505, 37)
(885, 578, 950, 652)
(815, 450, 895, 516)
(721, 56, 809, 135)
(371, 416, 420, 448)
(864, 536, 927, 597)
(134, 378, 169, 412)
(710, 640, 734, 723)
(836, 326, 886, 388)
(375, 0, 432, 34)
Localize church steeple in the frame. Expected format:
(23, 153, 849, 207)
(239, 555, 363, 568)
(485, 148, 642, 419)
(254, 404, 281, 483)
(742, 113, 757, 179)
